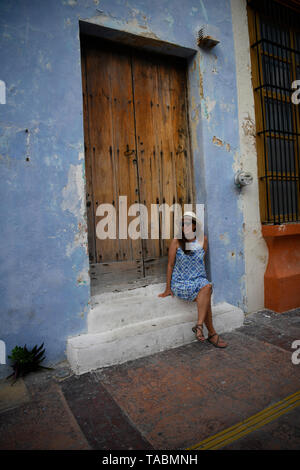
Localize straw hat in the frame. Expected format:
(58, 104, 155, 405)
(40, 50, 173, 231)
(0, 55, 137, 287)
(182, 211, 202, 226)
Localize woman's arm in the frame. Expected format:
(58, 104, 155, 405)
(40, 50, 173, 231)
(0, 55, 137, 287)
(158, 238, 178, 297)
(203, 235, 208, 257)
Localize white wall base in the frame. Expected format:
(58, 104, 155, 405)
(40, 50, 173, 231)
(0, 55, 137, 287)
(67, 283, 244, 375)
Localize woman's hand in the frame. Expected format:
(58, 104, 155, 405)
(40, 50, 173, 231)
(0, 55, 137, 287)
(158, 287, 174, 298)
(158, 240, 178, 299)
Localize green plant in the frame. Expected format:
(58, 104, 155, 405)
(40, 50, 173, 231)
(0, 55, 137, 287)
(6, 343, 52, 383)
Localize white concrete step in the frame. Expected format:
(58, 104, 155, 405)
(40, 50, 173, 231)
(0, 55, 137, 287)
(67, 283, 244, 375)
(88, 283, 197, 333)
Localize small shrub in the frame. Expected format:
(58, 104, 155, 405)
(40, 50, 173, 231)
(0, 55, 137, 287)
(6, 343, 52, 383)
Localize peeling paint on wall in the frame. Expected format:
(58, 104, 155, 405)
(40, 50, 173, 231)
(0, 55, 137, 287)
(212, 136, 231, 152)
(189, 96, 200, 152)
(61, 164, 88, 257)
(198, 70, 204, 99)
(232, 150, 242, 174)
(242, 113, 256, 137)
(61, 163, 85, 218)
(83, 9, 160, 41)
(77, 267, 89, 286)
(201, 96, 216, 122)
(212, 136, 223, 146)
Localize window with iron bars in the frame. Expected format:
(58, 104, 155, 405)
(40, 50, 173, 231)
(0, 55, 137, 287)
(247, 0, 300, 224)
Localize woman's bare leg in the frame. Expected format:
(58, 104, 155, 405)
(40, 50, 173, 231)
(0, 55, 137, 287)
(204, 303, 228, 347)
(204, 303, 215, 336)
(194, 285, 228, 347)
(193, 285, 212, 340)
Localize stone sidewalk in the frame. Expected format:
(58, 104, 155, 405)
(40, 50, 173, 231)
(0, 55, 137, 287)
(0, 308, 300, 450)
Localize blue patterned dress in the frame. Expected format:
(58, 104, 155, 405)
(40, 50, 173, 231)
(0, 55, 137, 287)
(171, 239, 212, 301)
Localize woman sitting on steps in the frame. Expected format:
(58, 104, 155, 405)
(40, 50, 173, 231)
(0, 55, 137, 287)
(158, 211, 227, 348)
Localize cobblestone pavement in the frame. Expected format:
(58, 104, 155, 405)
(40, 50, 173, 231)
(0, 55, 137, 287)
(0, 308, 299, 451)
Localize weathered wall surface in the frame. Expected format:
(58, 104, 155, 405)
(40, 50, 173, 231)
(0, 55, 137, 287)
(0, 0, 90, 375)
(231, 0, 268, 312)
(0, 0, 246, 374)
(186, 2, 245, 307)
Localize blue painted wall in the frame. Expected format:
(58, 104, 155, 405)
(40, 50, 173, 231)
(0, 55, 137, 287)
(0, 0, 245, 375)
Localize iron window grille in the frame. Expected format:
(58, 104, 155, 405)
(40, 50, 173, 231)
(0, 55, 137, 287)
(247, 0, 300, 224)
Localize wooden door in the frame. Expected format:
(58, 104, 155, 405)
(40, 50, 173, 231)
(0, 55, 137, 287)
(80, 35, 195, 294)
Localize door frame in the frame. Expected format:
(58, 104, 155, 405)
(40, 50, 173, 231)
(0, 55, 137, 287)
(79, 20, 203, 296)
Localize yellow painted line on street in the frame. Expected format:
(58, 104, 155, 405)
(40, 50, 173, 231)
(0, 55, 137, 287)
(187, 390, 300, 450)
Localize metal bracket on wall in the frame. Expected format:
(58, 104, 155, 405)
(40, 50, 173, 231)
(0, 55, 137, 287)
(197, 27, 219, 49)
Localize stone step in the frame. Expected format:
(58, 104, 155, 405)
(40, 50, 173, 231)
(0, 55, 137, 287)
(67, 284, 244, 375)
(88, 283, 198, 333)
(90, 283, 168, 308)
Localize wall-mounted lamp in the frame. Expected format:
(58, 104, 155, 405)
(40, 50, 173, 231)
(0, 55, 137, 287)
(234, 170, 253, 189)
(197, 27, 219, 49)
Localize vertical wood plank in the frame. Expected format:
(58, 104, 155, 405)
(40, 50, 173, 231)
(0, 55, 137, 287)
(131, 52, 162, 259)
(169, 62, 195, 213)
(156, 57, 177, 255)
(80, 38, 97, 263)
(109, 48, 143, 261)
(85, 40, 118, 262)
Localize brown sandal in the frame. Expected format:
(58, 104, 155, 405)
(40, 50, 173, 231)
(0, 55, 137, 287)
(207, 333, 227, 348)
(192, 323, 205, 342)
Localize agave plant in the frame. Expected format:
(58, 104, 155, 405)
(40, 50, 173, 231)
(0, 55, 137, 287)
(6, 343, 52, 383)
